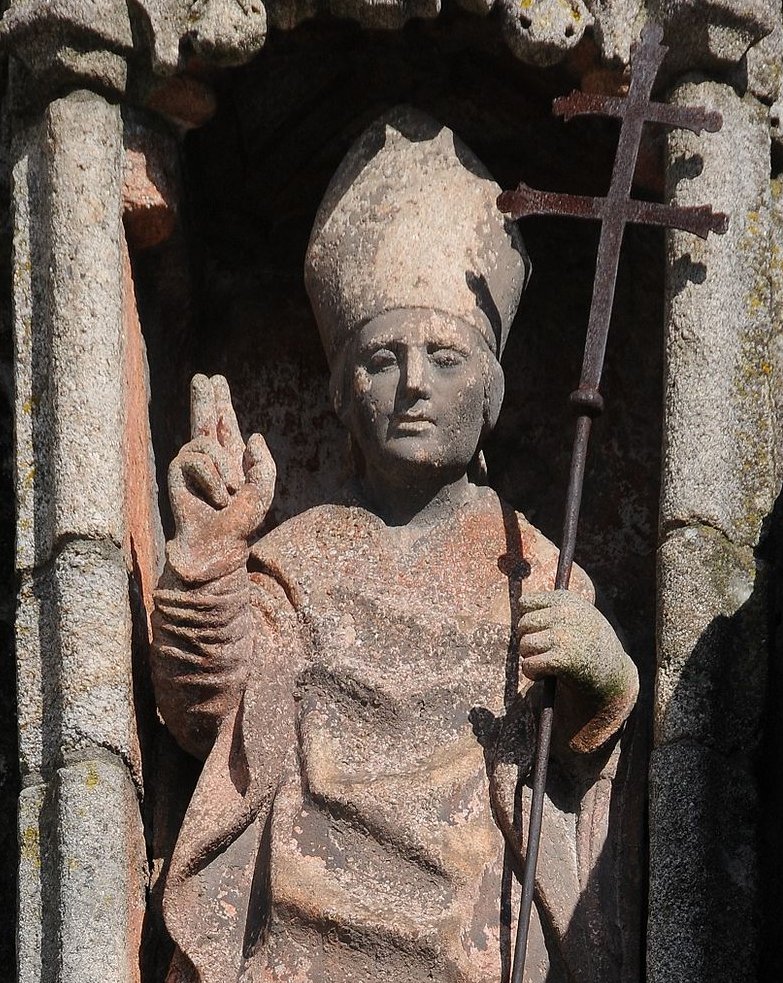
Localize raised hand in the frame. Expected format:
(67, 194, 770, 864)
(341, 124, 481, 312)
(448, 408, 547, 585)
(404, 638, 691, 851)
(167, 374, 276, 580)
(518, 590, 638, 752)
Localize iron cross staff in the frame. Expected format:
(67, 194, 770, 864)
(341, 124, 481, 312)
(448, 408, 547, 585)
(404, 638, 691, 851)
(497, 22, 728, 982)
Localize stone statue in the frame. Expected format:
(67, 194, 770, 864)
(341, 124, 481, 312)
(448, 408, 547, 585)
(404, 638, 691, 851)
(151, 107, 639, 983)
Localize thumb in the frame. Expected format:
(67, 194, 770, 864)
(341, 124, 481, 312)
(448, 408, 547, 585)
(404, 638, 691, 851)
(243, 433, 276, 514)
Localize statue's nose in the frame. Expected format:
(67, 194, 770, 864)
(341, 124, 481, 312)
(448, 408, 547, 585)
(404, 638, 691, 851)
(401, 347, 432, 399)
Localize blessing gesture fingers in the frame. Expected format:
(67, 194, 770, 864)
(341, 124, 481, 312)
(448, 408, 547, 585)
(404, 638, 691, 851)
(168, 374, 276, 580)
(517, 590, 639, 752)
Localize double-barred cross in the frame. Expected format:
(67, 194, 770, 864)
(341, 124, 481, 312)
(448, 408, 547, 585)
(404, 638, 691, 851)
(499, 21, 727, 423)
(497, 22, 728, 983)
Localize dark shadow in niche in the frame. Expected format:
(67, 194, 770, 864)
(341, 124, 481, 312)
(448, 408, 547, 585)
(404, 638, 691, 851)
(136, 13, 663, 979)
(757, 486, 783, 979)
(650, 503, 776, 982)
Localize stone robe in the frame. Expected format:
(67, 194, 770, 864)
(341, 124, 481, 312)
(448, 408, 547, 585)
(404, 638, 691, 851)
(152, 486, 628, 983)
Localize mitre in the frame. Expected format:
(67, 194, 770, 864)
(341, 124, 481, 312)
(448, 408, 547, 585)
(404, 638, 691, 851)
(304, 105, 530, 366)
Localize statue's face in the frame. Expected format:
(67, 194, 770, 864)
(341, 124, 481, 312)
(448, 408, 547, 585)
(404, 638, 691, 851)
(344, 309, 487, 483)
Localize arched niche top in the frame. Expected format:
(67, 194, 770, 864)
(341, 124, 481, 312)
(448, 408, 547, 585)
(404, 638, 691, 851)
(0, 0, 777, 117)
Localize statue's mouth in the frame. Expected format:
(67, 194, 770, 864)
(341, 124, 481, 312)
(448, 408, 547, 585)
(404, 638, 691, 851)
(392, 414, 436, 434)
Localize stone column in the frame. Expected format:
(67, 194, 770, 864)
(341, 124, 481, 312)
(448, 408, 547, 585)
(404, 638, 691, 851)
(12, 89, 147, 983)
(650, 81, 778, 982)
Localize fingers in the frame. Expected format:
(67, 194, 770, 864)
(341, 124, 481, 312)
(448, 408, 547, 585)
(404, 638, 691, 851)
(185, 435, 235, 487)
(518, 607, 552, 635)
(519, 628, 553, 658)
(190, 374, 217, 441)
(518, 591, 557, 614)
(244, 433, 277, 512)
(521, 650, 566, 682)
(181, 453, 230, 508)
(190, 374, 245, 491)
(517, 590, 580, 682)
(169, 446, 229, 510)
(179, 379, 275, 540)
(212, 374, 245, 491)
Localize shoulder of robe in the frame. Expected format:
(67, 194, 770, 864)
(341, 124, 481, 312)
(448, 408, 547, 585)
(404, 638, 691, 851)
(250, 503, 367, 560)
(512, 507, 595, 603)
(248, 503, 374, 594)
(475, 489, 594, 603)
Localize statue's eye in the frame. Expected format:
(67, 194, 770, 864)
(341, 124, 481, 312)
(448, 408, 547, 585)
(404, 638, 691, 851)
(366, 348, 397, 372)
(429, 347, 466, 368)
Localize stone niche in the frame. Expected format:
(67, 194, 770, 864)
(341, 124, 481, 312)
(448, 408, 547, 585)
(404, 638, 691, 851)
(136, 16, 659, 978)
(4, 1, 783, 982)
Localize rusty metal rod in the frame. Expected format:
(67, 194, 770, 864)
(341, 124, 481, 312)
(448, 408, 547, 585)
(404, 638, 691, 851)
(510, 412, 592, 983)
(503, 22, 727, 982)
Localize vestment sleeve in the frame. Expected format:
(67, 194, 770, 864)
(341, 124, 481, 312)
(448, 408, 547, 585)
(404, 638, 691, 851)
(151, 555, 296, 762)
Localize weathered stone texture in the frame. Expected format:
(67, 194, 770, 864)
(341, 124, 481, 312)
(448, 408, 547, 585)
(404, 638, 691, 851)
(184, 0, 267, 65)
(745, 8, 783, 103)
(650, 80, 777, 983)
(18, 758, 147, 983)
(13, 90, 126, 572)
(497, 0, 592, 66)
(121, 233, 166, 624)
(1, 5, 779, 983)
(661, 83, 775, 547)
(122, 119, 178, 252)
(768, 178, 783, 453)
(17, 782, 45, 983)
(655, 527, 765, 749)
(648, 743, 760, 982)
(651, 0, 779, 73)
(16, 539, 139, 784)
(1, 0, 133, 97)
(11, 88, 148, 983)
(264, 0, 441, 30)
(1, 0, 779, 99)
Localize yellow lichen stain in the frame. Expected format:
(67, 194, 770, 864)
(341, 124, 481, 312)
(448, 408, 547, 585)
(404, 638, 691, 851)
(761, 361, 773, 375)
(771, 240, 783, 274)
(20, 825, 40, 868)
(85, 763, 100, 790)
(21, 395, 38, 414)
(519, 0, 534, 9)
(22, 465, 35, 489)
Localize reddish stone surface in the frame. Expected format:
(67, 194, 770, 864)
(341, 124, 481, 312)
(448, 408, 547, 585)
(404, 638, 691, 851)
(122, 234, 164, 633)
(149, 110, 638, 983)
(134, 37, 661, 980)
(145, 76, 218, 130)
(153, 474, 634, 983)
(123, 134, 177, 252)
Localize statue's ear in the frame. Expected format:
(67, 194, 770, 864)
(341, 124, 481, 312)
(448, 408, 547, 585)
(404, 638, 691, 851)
(483, 354, 505, 435)
(329, 351, 349, 423)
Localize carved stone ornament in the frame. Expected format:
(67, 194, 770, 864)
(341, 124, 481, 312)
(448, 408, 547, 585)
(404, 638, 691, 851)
(0, 0, 777, 98)
(150, 107, 639, 983)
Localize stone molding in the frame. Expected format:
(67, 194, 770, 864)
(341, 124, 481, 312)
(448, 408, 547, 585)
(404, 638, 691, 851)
(0, 0, 779, 114)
